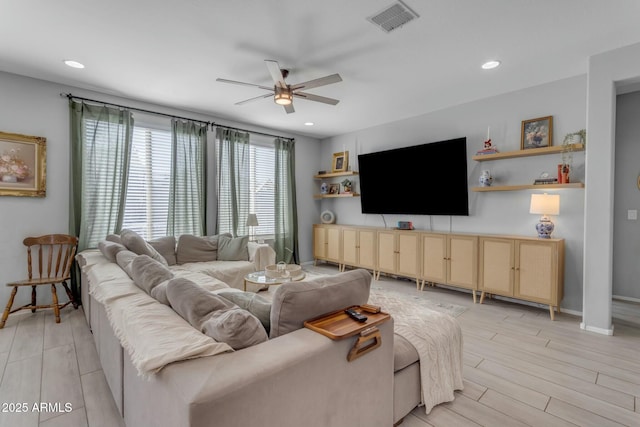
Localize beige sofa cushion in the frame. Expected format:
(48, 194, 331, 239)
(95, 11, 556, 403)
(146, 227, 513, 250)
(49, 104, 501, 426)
(121, 229, 168, 266)
(106, 234, 123, 244)
(269, 269, 372, 338)
(176, 234, 230, 264)
(148, 236, 177, 266)
(131, 255, 174, 294)
(98, 240, 127, 263)
(167, 278, 268, 350)
(217, 290, 271, 333)
(217, 235, 249, 261)
(116, 250, 137, 278)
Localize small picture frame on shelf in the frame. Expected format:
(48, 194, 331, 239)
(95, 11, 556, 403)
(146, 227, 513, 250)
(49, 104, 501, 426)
(332, 151, 349, 172)
(521, 116, 553, 150)
(328, 183, 340, 194)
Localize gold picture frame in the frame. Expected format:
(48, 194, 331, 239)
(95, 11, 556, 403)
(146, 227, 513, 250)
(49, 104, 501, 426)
(0, 131, 46, 197)
(521, 116, 553, 150)
(332, 151, 349, 172)
(328, 183, 340, 194)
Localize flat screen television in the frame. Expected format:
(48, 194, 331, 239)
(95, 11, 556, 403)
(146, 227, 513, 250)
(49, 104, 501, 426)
(358, 137, 469, 216)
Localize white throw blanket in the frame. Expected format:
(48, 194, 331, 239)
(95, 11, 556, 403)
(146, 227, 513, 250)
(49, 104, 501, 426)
(368, 288, 464, 414)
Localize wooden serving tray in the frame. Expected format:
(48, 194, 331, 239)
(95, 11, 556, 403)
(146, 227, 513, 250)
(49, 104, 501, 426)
(304, 306, 391, 340)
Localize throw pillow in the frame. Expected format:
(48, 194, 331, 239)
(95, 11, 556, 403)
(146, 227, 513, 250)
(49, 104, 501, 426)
(166, 277, 268, 350)
(115, 250, 137, 278)
(217, 235, 249, 261)
(175, 234, 231, 264)
(130, 255, 174, 295)
(148, 236, 177, 266)
(217, 290, 271, 333)
(120, 229, 168, 266)
(269, 269, 372, 339)
(106, 234, 123, 245)
(150, 279, 171, 306)
(98, 240, 127, 263)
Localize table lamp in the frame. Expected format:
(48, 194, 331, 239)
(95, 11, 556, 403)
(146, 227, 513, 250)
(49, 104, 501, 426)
(529, 193, 560, 238)
(246, 213, 259, 240)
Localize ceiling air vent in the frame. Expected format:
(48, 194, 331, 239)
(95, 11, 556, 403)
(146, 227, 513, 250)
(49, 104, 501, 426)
(367, 1, 419, 33)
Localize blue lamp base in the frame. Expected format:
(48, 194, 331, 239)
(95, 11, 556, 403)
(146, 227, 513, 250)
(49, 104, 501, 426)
(535, 216, 555, 238)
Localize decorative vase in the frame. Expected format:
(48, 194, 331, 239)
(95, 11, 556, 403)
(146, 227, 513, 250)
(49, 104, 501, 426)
(320, 182, 328, 194)
(479, 170, 493, 187)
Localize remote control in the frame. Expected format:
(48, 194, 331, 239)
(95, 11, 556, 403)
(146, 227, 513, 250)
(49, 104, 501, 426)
(345, 308, 368, 323)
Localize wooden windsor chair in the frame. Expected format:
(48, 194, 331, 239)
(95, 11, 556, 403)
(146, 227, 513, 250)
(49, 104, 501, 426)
(1, 234, 79, 328)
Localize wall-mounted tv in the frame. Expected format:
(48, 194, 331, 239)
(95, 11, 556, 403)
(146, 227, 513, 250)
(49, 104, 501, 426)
(358, 137, 469, 216)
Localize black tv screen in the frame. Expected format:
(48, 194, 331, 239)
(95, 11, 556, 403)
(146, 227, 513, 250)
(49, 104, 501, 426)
(358, 137, 469, 216)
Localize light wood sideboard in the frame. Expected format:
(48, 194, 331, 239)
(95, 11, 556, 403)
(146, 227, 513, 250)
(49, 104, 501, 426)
(312, 224, 565, 319)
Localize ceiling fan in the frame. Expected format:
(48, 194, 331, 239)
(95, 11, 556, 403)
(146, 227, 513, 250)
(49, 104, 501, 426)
(216, 60, 342, 114)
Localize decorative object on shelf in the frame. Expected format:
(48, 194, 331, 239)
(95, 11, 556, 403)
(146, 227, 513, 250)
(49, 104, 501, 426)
(320, 182, 329, 194)
(529, 193, 560, 238)
(320, 210, 336, 224)
(0, 130, 46, 197)
(476, 126, 499, 155)
(557, 164, 570, 184)
(479, 170, 493, 187)
(397, 221, 414, 230)
(328, 183, 340, 194)
(246, 213, 259, 241)
(332, 151, 349, 172)
(521, 116, 553, 150)
(560, 129, 584, 179)
(533, 172, 557, 185)
(341, 178, 352, 193)
(317, 170, 326, 175)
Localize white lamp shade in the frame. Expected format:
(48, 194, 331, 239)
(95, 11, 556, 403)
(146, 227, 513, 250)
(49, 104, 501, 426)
(529, 193, 560, 215)
(246, 213, 259, 227)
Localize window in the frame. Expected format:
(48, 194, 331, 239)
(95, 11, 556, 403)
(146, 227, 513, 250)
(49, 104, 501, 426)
(121, 126, 172, 240)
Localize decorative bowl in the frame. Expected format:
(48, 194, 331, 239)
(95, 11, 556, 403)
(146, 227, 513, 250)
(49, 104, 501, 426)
(265, 263, 303, 279)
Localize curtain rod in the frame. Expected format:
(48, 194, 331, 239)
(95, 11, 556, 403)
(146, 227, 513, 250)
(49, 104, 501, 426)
(62, 93, 294, 140)
(62, 93, 212, 126)
(214, 124, 294, 141)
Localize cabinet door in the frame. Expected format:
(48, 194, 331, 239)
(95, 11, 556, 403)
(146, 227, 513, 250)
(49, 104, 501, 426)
(313, 225, 326, 260)
(448, 235, 478, 290)
(422, 234, 447, 283)
(326, 227, 341, 263)
(397, 232, 420, 277)
(342, 228, 358, 267)
(358, 229, 377, 271)
(515, 240, 557, 304)
(479, 237, 514, 296)
(377, 231, 397, 274)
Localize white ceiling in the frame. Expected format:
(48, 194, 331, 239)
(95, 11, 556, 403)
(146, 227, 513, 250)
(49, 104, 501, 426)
(2, 0, 640, 139)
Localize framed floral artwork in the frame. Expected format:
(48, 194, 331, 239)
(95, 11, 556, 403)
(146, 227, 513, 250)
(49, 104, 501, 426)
(0, 131, 46, 197)
(332, 151, 349, 172)
(521, 116, 553, 150)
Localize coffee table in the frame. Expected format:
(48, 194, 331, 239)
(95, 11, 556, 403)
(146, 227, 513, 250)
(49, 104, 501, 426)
(243, 270, 306, 292)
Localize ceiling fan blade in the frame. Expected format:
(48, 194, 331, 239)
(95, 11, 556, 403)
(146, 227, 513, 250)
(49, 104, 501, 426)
(293, 92, 340, 105)
(216, 78, 273, 91)
(291, 74, 342, 91)
(265, 60, 287, 88)
(235, 93, 273, 106)
(284, 103, 295, 114)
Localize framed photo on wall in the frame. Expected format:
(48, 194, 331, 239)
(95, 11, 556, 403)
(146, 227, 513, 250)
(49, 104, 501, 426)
(0, 131, 46, 197)
(328, 183, 340, 194)
(521, 116, 553, 150)
(332, 151, 349, 172)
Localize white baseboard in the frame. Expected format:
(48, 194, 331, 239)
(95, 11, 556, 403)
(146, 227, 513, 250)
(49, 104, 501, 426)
(559, 307, 582, 317)
(580, 322, 614, 336)
(612, 295, 640, 303)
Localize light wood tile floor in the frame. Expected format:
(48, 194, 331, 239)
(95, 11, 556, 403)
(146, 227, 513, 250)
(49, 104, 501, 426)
(1, 267, 639, 427)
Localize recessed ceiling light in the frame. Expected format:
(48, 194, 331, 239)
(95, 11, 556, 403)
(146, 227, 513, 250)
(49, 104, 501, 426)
(482, 60, 501, 70)
(304, 122, 314, 126)
(64, 60, 85, 69)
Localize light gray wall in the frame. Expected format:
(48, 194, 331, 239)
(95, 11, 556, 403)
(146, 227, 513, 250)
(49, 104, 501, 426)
(613, 91, 640, 300)
(318, 76, 587, 311)
(0, 71, 320, 309)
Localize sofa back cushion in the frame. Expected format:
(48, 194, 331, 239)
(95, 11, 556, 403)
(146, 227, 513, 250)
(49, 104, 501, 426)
(130, 255, 174, 294)
(148, 236, 177, 266)
(166, 277, 268, 350)
(98, 240, 127, 263)
(217, 290, 271, 333)
(121, 229, 168, 266)
(116, 250, 137, 278)
(217, 235, 249, 261)
(269, 269, 372, 338)
(176, 234, 231, 264)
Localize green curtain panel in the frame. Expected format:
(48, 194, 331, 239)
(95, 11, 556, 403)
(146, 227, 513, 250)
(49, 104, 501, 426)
(69, 100, 133, 251)
(215, 127, 250, 236)
(168, 119, 207, 236)
(274, 138, 299, 263)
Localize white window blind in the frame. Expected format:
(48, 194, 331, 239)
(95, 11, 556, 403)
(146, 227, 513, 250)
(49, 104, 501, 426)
(122, 126, 172, 240)
(251, 143, 275, 238)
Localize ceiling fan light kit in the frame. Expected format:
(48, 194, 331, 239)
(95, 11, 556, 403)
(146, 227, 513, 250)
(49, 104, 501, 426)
(216, 59, 342, 114)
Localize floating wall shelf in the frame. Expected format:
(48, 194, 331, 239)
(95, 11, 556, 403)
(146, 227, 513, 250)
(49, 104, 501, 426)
(472, 143, 585, 162)
(472, 183, 584, 192)
(313, 171, 359, 179)
(314, 193, 360, 199)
